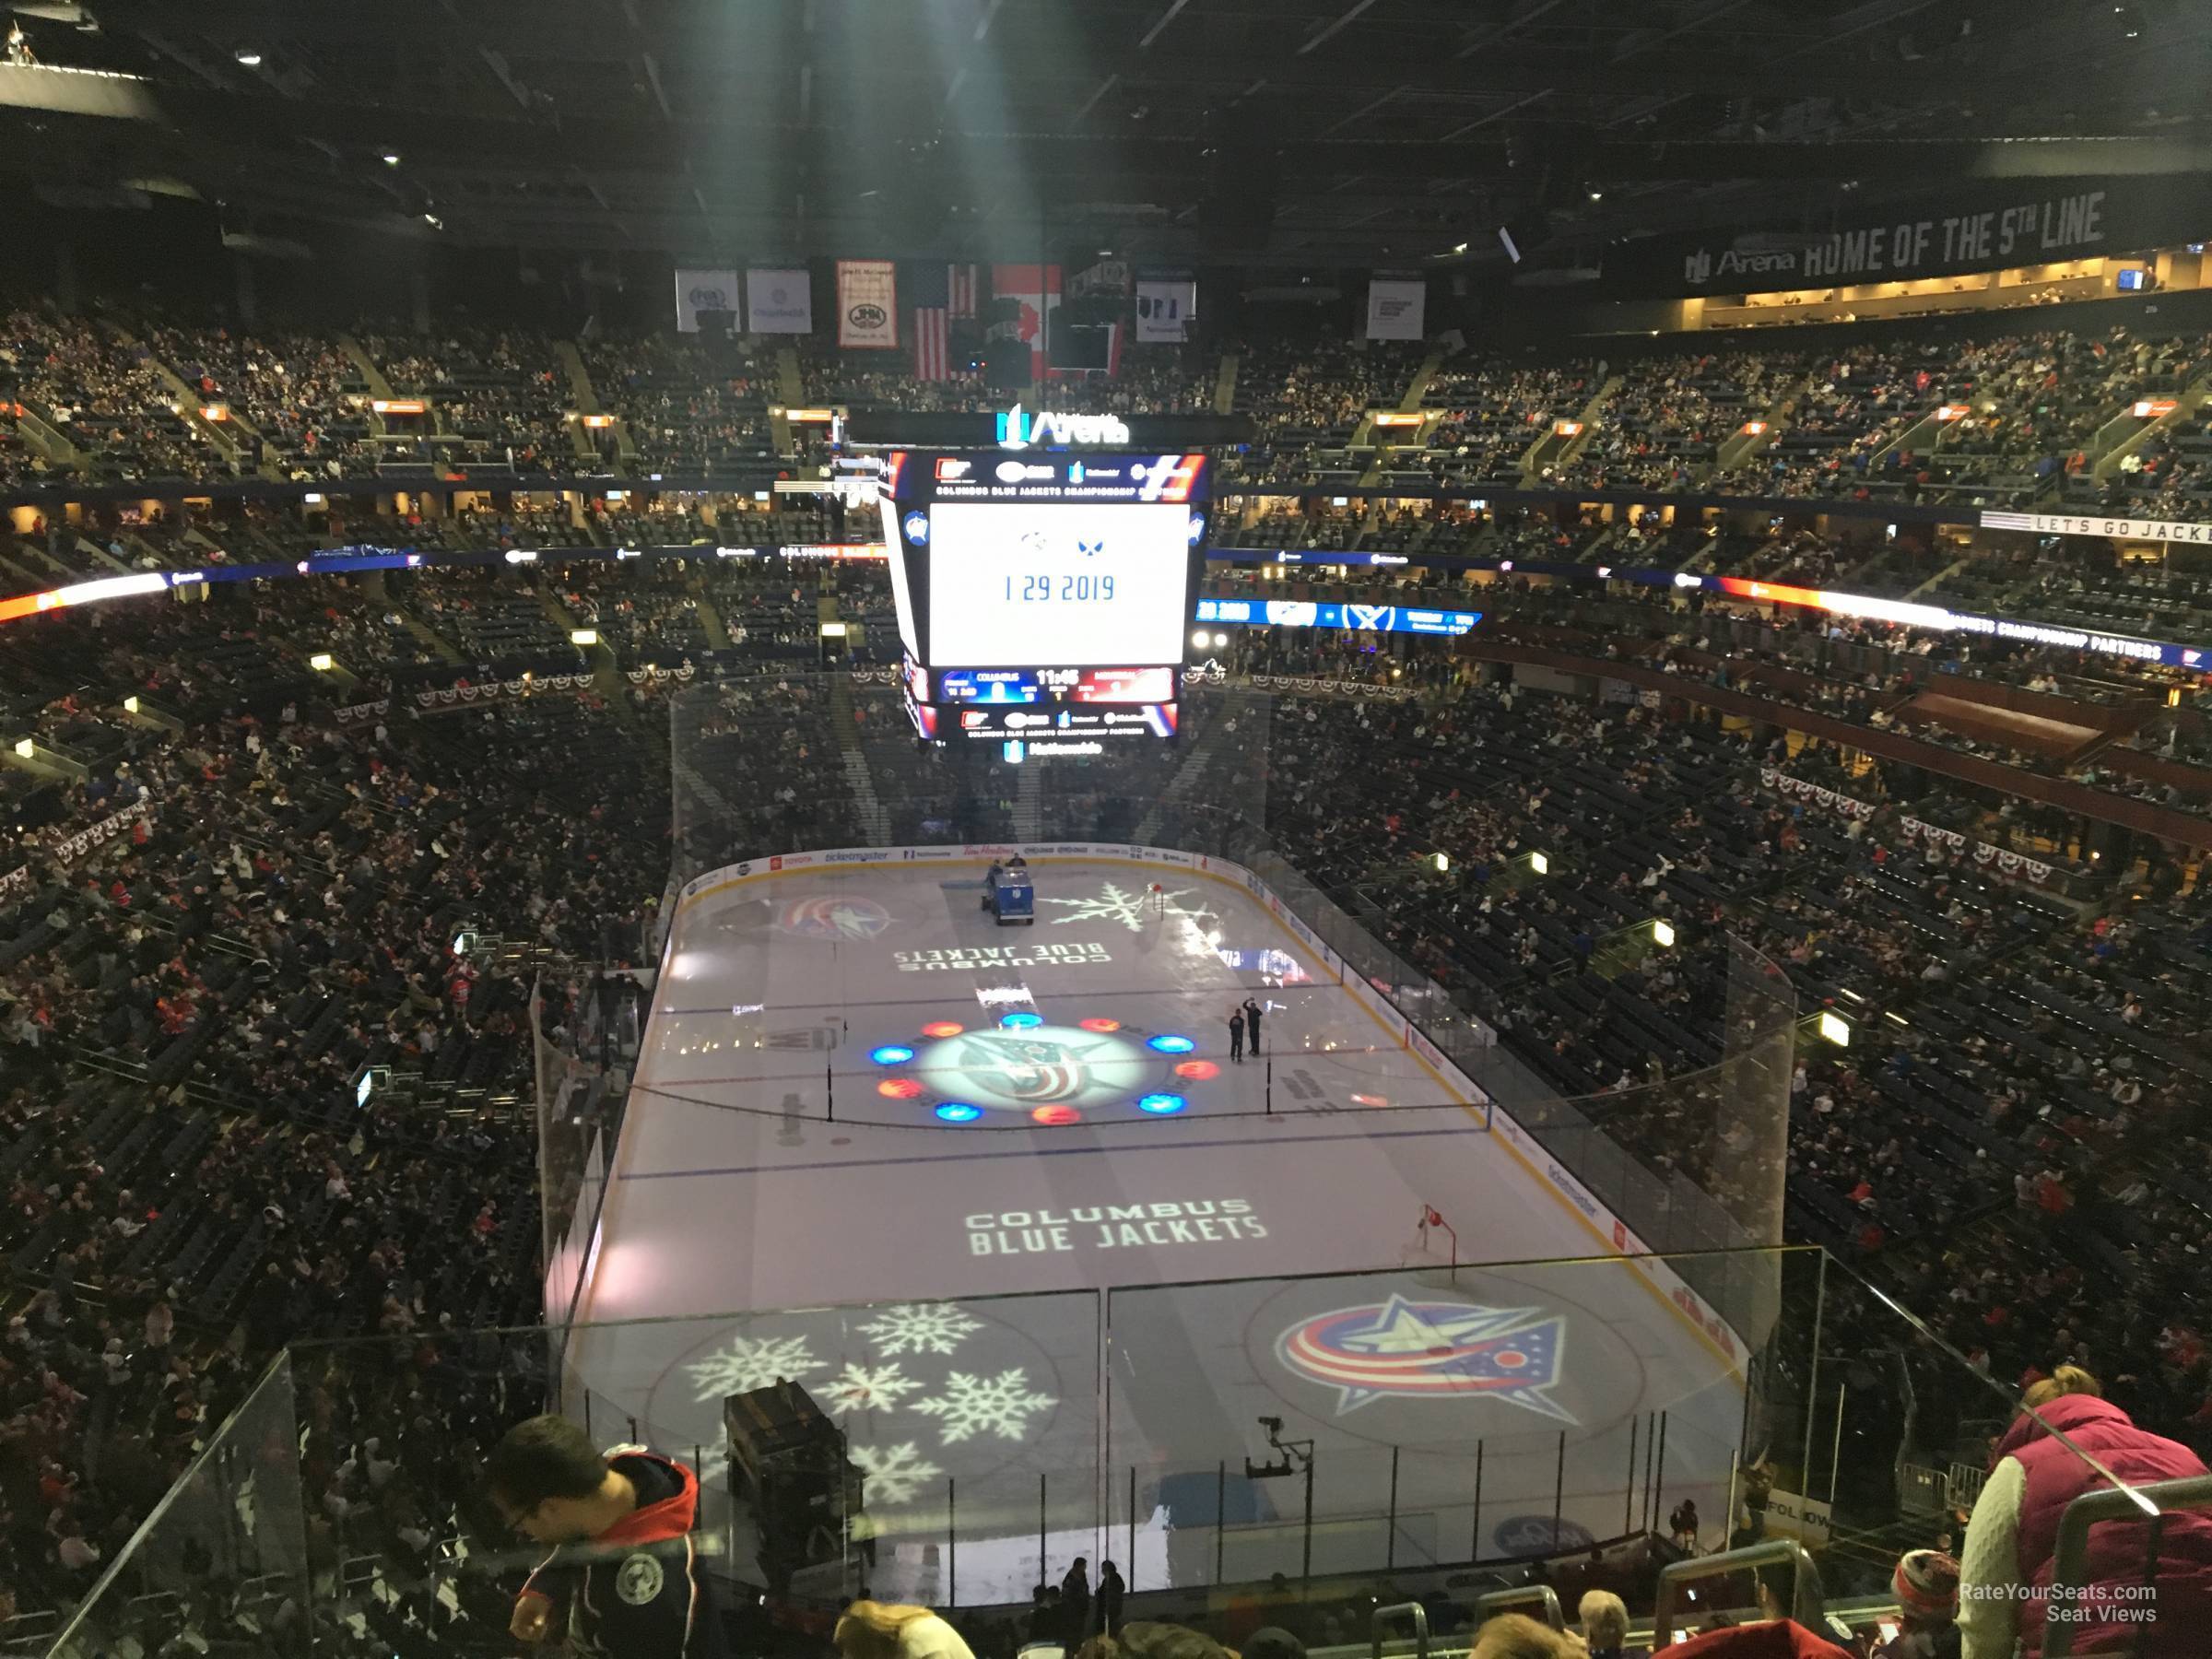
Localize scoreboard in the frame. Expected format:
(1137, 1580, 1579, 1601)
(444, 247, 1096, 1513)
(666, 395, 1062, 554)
(879, 449, 1209, 744)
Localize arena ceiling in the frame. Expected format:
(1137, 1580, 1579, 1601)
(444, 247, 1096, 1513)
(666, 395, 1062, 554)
(4, 0, 2207, 272)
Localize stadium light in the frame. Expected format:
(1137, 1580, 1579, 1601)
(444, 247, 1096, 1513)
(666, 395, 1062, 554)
(11, 739, 31, 759)
(819, 621, 849, 638)
(309, 653, 334, 671)
(234, 49, 263, 66)
(382, 153, 401, 166)
(122, 696, 139, 714)
(1433, 853, 1450, 873)
(569, 629, 598, 647)
(1652, 919, 1677, 948)
(1530, 851, 1549, 875)
(1818, 1010, 1851, 1048)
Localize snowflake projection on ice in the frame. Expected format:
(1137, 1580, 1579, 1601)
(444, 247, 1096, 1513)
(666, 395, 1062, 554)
(684, 1333, 820, 1402)
(821, 1361, 924, 1416)
(912, 1026, 1149, 1113)
(849, 1441, 944, 1507)
(1040, 881, 1205, 934)
(912, 1368, 1056, 1444)
(858, 1302, 985, 1358)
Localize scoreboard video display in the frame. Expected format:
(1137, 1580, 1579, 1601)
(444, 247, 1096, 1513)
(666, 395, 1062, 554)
(879, 450, 1209, 743)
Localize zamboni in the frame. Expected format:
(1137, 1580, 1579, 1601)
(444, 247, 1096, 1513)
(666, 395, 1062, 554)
(982, 860, 1035, 925)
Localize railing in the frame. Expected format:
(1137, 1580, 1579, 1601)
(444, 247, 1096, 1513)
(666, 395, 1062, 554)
(2045, 1473, 2212, 1659)
(1468, 1585, 1563, 1631)
(1370, 1601, 1428, 1659)
(1653, 1539, 1826, 1647)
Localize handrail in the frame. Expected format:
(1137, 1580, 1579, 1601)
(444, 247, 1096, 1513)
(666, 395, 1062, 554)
(1370, 1600, 1428, 1659)
(1653, 1538, 1825, 1646)
(2044, 1472, 2212, 1658)
(1469, 1584, 1563, 1632)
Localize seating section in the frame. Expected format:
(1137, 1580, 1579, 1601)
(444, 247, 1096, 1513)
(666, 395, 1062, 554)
(0, 586, 670, 1613)
(8, 302, 2212, 520)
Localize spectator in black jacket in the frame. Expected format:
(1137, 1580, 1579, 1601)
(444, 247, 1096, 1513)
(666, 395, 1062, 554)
(488, 1415, 725, 1659)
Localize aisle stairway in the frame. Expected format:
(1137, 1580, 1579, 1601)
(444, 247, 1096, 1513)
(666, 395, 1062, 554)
(828, 676, 891, 842)
(1011, 761, 1041, 841)
(1132, 696, 1243, 842)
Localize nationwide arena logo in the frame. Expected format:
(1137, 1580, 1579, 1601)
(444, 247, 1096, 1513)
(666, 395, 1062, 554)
(994, 403, 1133, 449)
(1276, 1294, 1575, 1421)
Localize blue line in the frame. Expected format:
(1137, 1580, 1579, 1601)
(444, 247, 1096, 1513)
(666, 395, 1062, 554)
(617, 1122, 1477, 1182)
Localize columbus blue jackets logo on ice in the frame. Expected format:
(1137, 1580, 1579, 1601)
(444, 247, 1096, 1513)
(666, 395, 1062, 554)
(1276, 1294, 1575, 1422)
(776, 896, 892, 941)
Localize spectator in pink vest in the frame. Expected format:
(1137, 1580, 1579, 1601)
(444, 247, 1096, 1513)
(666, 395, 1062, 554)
(1958, 1366, 2212, 1656)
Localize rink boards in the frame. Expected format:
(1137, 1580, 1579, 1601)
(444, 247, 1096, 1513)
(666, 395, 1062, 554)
(564, 843, 1748, 1597)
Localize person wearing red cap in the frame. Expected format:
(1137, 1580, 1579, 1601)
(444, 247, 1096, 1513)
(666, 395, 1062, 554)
(1881, 1549, 1960, 1658)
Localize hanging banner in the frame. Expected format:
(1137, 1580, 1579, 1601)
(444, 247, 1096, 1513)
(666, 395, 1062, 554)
(1758, 768, 1879, 822)
(746, 267, 814, 335)
(1135, 271, 1197, 343)
(673, 268, 740, 335)
(991, 264, 1061, 381)
(1364, 278, 1426, 340)
(1069, 258, 1132, 299)
(1607, 175, 2212, 300)
(837, 259, 900, 349)
(1982, 509, 2212, 547)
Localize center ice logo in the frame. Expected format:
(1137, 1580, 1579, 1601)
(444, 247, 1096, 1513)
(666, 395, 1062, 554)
(1276, 1293, 1575, 1422)
(915, 1025, 1147, 1112)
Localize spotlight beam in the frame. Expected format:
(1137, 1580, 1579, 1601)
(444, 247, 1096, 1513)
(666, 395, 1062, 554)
(1298, 0, 1382, 55)
(1136, 0, 1192, 51)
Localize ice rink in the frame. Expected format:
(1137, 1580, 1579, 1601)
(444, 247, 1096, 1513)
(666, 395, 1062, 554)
(569, 854, 1745, 1597)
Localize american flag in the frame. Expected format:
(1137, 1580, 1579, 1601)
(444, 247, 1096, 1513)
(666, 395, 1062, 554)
(912, 264, 979, 381)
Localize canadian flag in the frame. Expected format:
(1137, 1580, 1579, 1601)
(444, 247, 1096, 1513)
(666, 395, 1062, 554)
(992, 264, 1061, 381)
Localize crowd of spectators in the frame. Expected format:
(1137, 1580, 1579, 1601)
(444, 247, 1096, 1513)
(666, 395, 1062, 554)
(0, 308, 221, 485)
(6, 299, 2212, 1649)
(583, 332, 775, 477)
(0, 580, 671, 1623)
(1546, 351, 1804, 494)
(9, 301, 2212, 520)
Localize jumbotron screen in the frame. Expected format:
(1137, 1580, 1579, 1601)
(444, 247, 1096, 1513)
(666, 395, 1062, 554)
(879, 450, 1210, 671)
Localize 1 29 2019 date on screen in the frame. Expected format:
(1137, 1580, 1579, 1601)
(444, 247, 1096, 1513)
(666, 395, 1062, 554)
(1004, 574, 1116, 603)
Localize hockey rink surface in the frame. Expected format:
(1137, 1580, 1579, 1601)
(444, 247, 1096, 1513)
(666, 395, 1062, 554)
(569, 856, 1744, 1598)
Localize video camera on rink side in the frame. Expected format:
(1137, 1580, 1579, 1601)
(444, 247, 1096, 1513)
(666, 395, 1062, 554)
(724, 1379, 867, 1593)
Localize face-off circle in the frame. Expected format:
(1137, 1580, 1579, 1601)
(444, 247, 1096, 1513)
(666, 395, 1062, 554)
(914, 1024, 1148, 1114)
(868, 1018, 1208, 1121)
